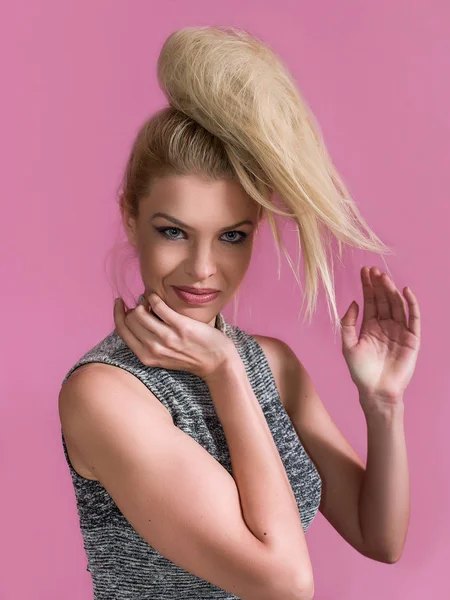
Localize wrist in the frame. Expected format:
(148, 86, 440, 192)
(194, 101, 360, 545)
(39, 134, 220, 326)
(360, 394, 405, 421)
(205, 345, 243, 386)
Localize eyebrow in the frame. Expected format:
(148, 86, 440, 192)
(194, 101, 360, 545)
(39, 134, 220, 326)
(150, 212, 254, 231)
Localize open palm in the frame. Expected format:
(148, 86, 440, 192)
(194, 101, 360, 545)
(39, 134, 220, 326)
(340, 266, 421, 405)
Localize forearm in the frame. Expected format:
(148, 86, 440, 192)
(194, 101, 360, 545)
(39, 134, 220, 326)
(359, 398, 410, 562)
(206, 351, 313, 583)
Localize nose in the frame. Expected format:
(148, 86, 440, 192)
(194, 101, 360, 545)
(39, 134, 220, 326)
(184, 243, 218, 281)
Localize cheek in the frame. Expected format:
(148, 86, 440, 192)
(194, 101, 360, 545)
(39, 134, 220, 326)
(224, 249, 253, 280)
(139, 247, 179, 276)
(136, 238, 177, 284)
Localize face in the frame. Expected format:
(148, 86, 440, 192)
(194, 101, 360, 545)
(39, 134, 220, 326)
(122, 174, 261, 327)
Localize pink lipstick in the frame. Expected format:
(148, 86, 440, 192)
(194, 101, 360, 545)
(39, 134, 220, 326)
(173, 286, 220, 305)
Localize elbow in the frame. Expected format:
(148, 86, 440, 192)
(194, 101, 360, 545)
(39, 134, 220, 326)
(265, 562, 314, 600)
(359, 533, 405, 564)
(287, 571, 315, 600)
(297, 580, 315, 600)
(288, 585, 314, 600)
(365, 545, 403, 564)
(295, 587, 315, 600)
(381, 549, 403, 564)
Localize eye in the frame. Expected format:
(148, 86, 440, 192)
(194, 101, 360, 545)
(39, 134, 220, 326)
(155, 227, 248, 245)
(222, 231, 248, 244)
(158, 227, 183, 240)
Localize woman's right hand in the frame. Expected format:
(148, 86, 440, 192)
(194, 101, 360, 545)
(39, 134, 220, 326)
(113, 292, 237, 382)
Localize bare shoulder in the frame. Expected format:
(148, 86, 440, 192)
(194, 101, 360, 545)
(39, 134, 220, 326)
(60, 362, 174, 422)
(59, 363, 173, 480)
(252, 334, 297, 412)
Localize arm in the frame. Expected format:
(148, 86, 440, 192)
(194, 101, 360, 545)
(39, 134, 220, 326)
(359, 399, 410, 563)
(265, 268, 416, 565)
(206, 353, 315, 594)
(266, 336, 407, 563)
(59, 359, 313, 600)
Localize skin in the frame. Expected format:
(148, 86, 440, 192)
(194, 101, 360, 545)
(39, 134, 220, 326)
(121, 173, 262, 328)
(113, 173, 420, 562)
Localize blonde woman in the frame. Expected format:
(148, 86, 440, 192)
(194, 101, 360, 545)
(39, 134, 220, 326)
(59, 26, 421, 600)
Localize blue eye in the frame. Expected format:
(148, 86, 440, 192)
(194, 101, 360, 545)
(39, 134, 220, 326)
(222, 231, 248, 244)
(154, 227, 248, 245)
(156, 227, 183, 240)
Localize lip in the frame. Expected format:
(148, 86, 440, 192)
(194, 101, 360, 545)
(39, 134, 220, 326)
(173, 286, 220, 305)
(175, 286, 220, 294)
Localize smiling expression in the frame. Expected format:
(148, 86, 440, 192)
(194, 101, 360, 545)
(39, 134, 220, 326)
(121, 174, 262, 327)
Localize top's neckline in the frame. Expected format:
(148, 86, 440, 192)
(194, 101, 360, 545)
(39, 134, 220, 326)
(214, 311, 226, 333)
(136, 293, 227, 334)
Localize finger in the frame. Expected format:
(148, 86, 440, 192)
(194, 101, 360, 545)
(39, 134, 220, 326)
(139, 295, 165, 324)
(132, 303, 172, 343)
(340, 301, 359, 350)
(361, 266, 377, 321)
(114, 298, 148, 357)
(149, 293, 183, 329)
(371, 268, 392, 320)
(136, 295, 173, 336)
(404, 286, 421, 338)
(383, 275, 408, 326)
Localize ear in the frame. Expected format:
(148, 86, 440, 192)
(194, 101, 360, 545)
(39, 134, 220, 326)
(120, 196, 139, 249)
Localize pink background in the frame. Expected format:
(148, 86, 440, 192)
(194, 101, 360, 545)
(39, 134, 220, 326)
(1, 1, 448, 598)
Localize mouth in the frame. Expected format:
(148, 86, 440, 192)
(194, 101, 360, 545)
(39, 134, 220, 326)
(172, 286, 220, 305)
(175, 286, 220, 294)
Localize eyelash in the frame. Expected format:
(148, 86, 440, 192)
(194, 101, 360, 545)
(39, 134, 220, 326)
(154, 226, 249, 245)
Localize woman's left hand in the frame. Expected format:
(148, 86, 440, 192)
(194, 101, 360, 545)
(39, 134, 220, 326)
(340, 266, 421, 411)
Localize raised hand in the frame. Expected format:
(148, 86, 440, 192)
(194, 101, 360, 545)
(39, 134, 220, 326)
(340, 266, 421, 410)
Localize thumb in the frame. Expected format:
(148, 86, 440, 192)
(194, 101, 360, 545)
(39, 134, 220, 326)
(340, 301, 359, 350)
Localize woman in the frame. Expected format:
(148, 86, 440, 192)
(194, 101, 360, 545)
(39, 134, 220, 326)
(59, 26, 421, 600)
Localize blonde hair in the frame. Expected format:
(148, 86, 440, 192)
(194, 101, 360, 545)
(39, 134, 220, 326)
(111, 26, 393, 333)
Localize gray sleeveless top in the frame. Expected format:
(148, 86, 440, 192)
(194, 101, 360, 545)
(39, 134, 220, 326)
(60, 301, 322, 599)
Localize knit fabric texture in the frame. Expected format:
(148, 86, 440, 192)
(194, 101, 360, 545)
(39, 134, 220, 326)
(60, 300, 322, 599)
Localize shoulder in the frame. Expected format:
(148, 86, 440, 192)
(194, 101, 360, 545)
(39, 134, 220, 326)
(252, 334, 296, 369)
(60, 362, 173, 422)
(251, 334, 316, 419)
(59, 362, 174, 481)
(252, 334, 300, 412)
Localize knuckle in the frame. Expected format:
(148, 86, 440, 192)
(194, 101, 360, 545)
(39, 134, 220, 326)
(142, 343, 162, 367)
(142, 353, 154, 367)
(134, 304, 147, 320)
(164, 331, 177, 348)
(179, 323, 192, 338)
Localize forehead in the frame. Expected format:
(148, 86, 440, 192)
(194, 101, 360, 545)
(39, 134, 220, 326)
(143, 174, 258, 217)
